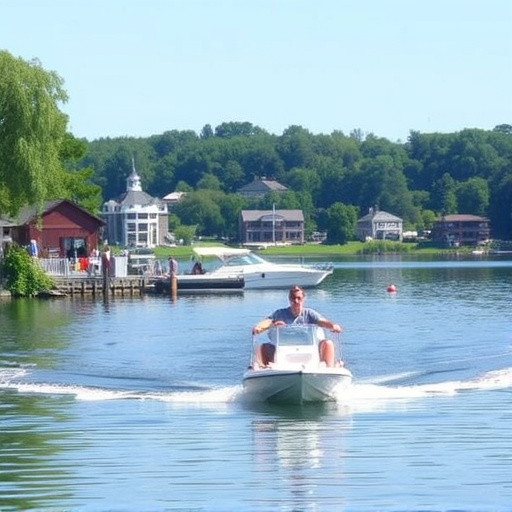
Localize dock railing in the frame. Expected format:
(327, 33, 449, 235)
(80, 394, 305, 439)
(37, 256, 127, 278)
(37, 258, 73, 277)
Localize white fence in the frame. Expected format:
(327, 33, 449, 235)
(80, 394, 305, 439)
(37, 257, 128, 277)
(37, 258, 73, 277)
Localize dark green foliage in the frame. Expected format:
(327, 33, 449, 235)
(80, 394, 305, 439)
(2, 246, 54, 297)
(0, 52, 104, 218)
(78, 124, 512, 241)
(325, 203, 358, 244)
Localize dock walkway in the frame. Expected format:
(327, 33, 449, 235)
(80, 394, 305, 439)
(52, 276, 149, 296)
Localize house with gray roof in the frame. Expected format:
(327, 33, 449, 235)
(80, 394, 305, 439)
(357, 208, 403, 242)
(237, 178, 287, 199)
(102, 159, 168, 248)
(239, 209, 304, 245)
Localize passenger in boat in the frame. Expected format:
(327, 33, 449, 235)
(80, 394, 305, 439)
(192, 260, 204, 275)
(251, 285, 342, 368)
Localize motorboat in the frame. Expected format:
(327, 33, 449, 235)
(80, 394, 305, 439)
(243, 324, 352, 404)
(192, 247, 333, 289)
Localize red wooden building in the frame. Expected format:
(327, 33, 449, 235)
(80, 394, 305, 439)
(6, 199, 105, 258)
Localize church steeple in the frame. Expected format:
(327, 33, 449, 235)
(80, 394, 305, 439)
(126, 156, 142, 192)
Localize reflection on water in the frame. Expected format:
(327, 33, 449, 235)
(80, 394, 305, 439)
(1, 257, 512, 511)
(0, 391, 76, 512)
(247, 403, 353, 510)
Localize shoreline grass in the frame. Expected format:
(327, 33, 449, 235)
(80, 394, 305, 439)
(152, 241, 459, 259)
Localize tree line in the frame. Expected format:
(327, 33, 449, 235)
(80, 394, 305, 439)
(77, 122, 512, 243)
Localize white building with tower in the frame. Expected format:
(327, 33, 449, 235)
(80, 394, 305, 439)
(102, 159, 168, 248)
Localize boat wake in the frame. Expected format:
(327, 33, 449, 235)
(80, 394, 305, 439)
(1, 366, 512, 406)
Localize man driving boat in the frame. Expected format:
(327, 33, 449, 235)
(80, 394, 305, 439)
(251, 285, 342, 368)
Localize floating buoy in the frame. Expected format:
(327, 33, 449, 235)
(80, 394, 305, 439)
(387, 284, 397, 293)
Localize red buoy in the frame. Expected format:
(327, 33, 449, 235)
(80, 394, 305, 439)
(387, 284, 397, 293)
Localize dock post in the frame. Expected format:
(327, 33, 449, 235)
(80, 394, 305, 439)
(101, 246, 111, 298)
(168, 256, 178, 300)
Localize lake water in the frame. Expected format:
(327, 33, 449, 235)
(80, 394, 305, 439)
(1, 254, 512, 512)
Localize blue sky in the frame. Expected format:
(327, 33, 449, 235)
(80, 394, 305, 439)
(2, 0, 511, 142)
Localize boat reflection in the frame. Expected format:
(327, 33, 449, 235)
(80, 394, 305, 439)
(246, 402, 353, 508)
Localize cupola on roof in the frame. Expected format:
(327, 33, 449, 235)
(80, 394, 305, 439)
(126, 157, 142, 192)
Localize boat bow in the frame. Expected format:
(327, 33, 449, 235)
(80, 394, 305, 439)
(243, 324, 352, 404)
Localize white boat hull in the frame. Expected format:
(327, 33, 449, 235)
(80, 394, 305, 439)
(213, 264, 332, 289)
(243, 367, 352, 404)
(244, 324, 352, 404)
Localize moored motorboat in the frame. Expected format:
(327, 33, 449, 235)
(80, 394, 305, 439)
(193, 247, 332, 289)
(242, 324, 352, 404)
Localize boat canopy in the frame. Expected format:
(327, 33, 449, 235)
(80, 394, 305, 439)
(193, 247, 251, 259)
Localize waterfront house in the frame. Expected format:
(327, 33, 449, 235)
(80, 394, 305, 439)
(432, 214, 490, 247)
(237, 178, 287, 200)
(357, 208, 403, 241)
(239, 209, 304, 245)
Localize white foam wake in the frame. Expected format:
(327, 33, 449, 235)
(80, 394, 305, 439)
(2, 367, 511, 405)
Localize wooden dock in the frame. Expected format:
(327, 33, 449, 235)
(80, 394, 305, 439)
(52, 276, 149, 296)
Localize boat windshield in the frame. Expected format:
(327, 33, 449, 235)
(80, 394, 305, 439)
(224, 252, 267, 266)
(269, 325, 321, 346)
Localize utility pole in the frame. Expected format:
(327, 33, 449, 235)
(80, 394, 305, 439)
(272, 203, 276, 245)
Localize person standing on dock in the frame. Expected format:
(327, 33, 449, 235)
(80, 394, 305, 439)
(168, 255, 178, 275)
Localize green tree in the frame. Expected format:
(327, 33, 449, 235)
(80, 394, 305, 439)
(214, 121, 266, 138)
(200, 124, 214, 139)
(493, 124, 512, 135)
(285, 167, 321, 195)
(173, 190, 224, 236)
(222, 160, 245, 192)
(175, 181, 193, 193)
(217, 193, 246, 239)
(277, 125, 316, 170)
(431, 173, 458, 215)
(61, 133, 102, 213)
(325, 202, 358, 244)
(0, 51, 69, 215)
(421, 209, 437, 231)
(2, 245, 54, 296)
(456, 177, 489, 216)
(64, 167, 103, 214)
(489, 170, 512, 238)
(174, 225, 196, 245)
(197, 173, 221, 190)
